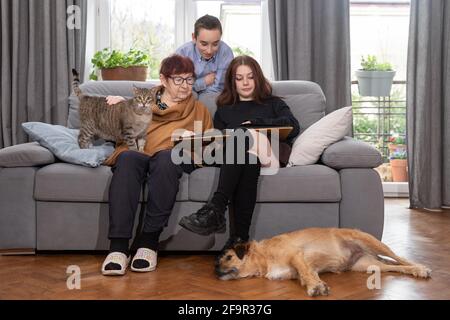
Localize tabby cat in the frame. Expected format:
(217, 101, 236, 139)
(72, 69, 154, 151)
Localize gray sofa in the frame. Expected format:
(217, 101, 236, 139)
(0, 80, 384, 253)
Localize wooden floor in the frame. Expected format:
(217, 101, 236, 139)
(1, 198, 449, 300)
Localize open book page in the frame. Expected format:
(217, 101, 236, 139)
(242, 126, 293, 141)
(173, 126, 293, 142)
(173, 130, 231, 142)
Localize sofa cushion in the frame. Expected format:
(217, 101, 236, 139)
(22, 122, 114, 168)
(34, 163, 189, 202)
(321, 136, 383, 169)
(0, 142, 55, 167)
(68, 81, 326, 134)
(189, 165, 341, 202)
(196, 81, 327, 133)
(272, 81, 326, 132)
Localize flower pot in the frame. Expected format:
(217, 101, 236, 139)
(101, 66, 148, 81)
(390, 159, 408, 182)
(355, 70, 396, 97)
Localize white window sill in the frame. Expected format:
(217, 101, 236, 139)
(382, 182, 409, 198)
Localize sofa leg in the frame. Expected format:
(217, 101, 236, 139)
(0, 249, 36, 256)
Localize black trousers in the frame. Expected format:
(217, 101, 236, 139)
(108, 130, 261, 243)
(216, 160, 261, 241)
(108, 150, 194, 240)
(214, 131, 261, 240)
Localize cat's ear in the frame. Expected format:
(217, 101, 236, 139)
(132, 85, 140, 95)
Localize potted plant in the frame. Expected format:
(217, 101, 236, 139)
(389, 150, 408, 182)
(388, 135, 406, 154)
(355, 55, 396, 97)
(89, 48, 150, 81)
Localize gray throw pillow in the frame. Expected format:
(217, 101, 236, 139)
(22, 122, 114, 168)
(0, 142, 55, 167)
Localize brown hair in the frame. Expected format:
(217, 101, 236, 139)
(194, 15, 222, 38)
(216, 55, 273, 107)
(159, 54, 195, 77)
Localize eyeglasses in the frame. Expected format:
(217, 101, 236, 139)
(169, 76, 195, 86)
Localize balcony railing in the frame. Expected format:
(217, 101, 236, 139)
(351, 80, 407, 162)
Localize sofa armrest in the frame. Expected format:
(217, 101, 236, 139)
(0, 142, 55, 168)
(321, 137, 382, 169)
(0, 167, 38, 250)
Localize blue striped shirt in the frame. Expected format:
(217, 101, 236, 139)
(176, 41, 234, 94)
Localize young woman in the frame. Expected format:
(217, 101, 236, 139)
(179, 55, 300, 251)
(102, 54, 213, 276)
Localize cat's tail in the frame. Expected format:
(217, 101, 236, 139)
(72, 69, 83, 97)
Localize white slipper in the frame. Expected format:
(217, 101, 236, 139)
(131, 248, 157, 272)
(101, 252, 130, 276)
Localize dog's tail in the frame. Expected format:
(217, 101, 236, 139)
(72, 69, 83, 97)
(349, 230, 413, 266)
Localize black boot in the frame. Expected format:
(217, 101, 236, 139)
(179, 202, 226, 236)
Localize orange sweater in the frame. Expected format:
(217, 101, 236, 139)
(104, 89, 213, 166)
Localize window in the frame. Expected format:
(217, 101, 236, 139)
(110, 0, 176, 79)
(350, 0, 410, 162)
(89, 0, 270, 80)
(195, 0, 262, 62)
(86, 0, 272, 79)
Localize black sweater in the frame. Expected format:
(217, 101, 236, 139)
(214, 97, 300, 145)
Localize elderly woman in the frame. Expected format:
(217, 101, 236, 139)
(102, 54, 213, 276)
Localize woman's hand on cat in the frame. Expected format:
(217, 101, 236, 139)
(106, 96, 126, 105)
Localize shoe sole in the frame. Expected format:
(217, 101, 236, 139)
(179, 218, 226, 236)
(102, 269, 127, 276)
(130, 265, 156, 273)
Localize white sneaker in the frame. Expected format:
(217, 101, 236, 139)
(101, 252, 130, 276)
(131, 248, 158, 272)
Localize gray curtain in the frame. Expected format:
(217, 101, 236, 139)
(268, 0, 351, 114)
(0, 0, 87, 148)
(407, 0, 450, 210)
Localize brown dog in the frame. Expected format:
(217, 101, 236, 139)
(215, 228, 431, 296)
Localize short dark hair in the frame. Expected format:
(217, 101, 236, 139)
(159, 54, 195, 77)
(194, 15, 222, 38)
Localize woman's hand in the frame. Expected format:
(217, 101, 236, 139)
(106, 96, 126, 105)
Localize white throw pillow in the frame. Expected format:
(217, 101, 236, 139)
(287, 106, 353, 166)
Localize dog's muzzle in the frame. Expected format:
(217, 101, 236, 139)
(215, 266, 238, 280)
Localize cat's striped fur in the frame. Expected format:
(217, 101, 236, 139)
(72, 69, 154, 150)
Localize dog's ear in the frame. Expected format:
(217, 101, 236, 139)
(234, 243, 249, 260)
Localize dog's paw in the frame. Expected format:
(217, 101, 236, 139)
(412, 265, 432, 278)
(307, 281, 330, 297)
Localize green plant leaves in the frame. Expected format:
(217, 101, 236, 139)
(390, 150, 407, 160)
(89, 48, 150, 80)
(360, 55, 393, 71)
